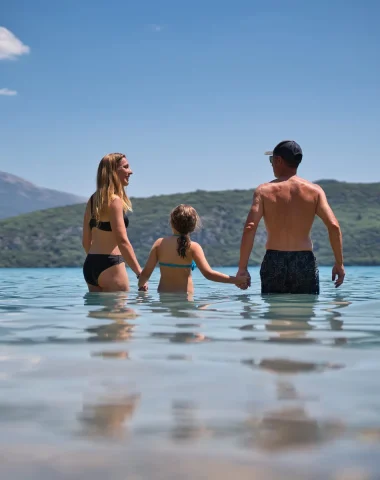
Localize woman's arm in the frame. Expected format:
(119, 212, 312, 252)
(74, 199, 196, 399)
(191, 243, 248, 285)
(82, 200, 92, 253)
(138, 239, 161, 288)
(109, 197, 142, 276)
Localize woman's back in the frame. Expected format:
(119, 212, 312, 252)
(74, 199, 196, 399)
(86, 193, 130, 255)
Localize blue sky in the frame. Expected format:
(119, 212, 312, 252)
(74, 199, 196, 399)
(1, 0, 379, 198)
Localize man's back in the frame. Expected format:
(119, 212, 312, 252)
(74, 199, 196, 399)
(237, 140, 345, 292)
(260, 176, 321, 251)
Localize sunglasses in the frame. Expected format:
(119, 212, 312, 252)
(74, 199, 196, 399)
(269, 155, 282, 165)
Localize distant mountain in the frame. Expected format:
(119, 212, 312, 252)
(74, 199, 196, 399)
(0, 180, 379, 267)
(0, 171, 86, 219)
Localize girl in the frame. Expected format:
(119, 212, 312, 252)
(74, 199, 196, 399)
(138, 204, 249, 293)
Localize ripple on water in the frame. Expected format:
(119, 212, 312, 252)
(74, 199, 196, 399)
(1, 267, 380, 478)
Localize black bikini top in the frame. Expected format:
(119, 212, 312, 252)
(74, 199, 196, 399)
(89, 195, 129, 231)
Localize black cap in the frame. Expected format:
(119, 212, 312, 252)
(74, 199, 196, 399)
(265, 140, 303, 165)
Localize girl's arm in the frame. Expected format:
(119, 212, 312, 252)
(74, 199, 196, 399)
(109, 197, 142, 277)
(82, 200, 92, 253)
(138, 239, 161, 288)
(191, 243, 248, 285)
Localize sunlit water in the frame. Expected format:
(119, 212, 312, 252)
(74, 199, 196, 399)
(1, 266, 380, 479)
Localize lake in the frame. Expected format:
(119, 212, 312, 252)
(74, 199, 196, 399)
(1, 266, 380, 479)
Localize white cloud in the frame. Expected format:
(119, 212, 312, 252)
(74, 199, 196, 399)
(0, 27, 30, 60)
(0, 88, 17, 96)
(150, 24, 164, 32)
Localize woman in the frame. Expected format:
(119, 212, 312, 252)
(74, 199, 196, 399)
(82, 153, 146, 292)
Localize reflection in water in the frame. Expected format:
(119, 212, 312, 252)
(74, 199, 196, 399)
(84, 292, 138, 343)
(242, 406, 345, 451)
(237, 324, 256, 331)
(84, 291, 129, 307)
(237, 295, 320, 345)
(151, 332, 208, 343)
(86, 320, 135, 342)
(91, 351, 130, 359)
(136, 292, 211, 344)
(234, 295, 349, 453)
(242, 358, 344, 374)
(255, 294, 351, 346)
(87, 308, 138, 320)
(231, 292, 355, 347)
(157, 293, 200, 319)
(167, 354, 192, 361)
(326, 296, 351, 338)
(276, 380, 302, 401)
(78, 393, 140, 439)
(165, 398, 346, 453)
(358, 428, 380, 444)
(237, 294, 262, 321)
(175, 323, 201, 328)
(261, 294, 317, 342)
(172, 400, 212, 441)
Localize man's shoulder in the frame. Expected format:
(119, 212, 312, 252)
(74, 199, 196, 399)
(252, 182, 278, 200)
(253, 182, 273, 193)
(296, 178, 324, 193)
(253, 178, 324, 197)
(253, 181, 284, 195)
(286, 177, 324, 192)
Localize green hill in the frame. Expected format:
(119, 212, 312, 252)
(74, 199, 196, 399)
(0, 180, 379, 268)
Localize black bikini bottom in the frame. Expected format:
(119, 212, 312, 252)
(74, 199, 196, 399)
(83, 254, 124, 287)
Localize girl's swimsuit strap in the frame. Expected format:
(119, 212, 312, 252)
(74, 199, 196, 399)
(159, 261, 196, 271)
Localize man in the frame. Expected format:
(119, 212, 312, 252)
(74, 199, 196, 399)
(237, 140, 345, 294)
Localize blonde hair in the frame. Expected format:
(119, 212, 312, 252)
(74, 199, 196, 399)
(93, 153, 132, 222)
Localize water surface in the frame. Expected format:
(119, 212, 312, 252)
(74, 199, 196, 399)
(1, 266, 380, 479)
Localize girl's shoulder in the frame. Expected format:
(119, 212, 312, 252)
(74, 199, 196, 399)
(152, 237, 164, 248)
(190, 240, 201, 250)
(189, 241, 203, 257)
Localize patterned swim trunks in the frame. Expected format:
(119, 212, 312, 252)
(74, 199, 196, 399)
(260, 250, 320, 294)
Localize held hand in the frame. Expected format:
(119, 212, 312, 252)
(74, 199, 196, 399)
(138, 282, 148, 292)
(332, 264, 345, 288)
(235, 274, 250, 288)
(235, 268, 251, 290)
(137, 272, 148, 292)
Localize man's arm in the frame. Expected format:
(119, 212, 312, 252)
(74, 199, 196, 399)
(316, 187, 345, 287)
(238, 186, 264, 275)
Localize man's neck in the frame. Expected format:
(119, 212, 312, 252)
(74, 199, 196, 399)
(275, 169, 298, 182)
(272, 175, 297, 183)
